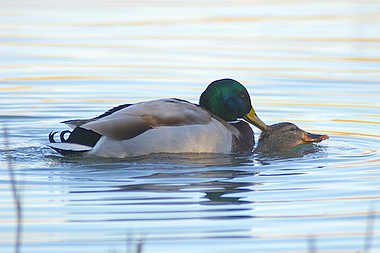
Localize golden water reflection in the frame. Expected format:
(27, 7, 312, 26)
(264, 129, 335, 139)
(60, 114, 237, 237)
(1, 0, 380, 253)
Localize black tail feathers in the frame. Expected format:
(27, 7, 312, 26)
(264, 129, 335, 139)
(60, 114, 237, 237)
(49, 127, 102, 148)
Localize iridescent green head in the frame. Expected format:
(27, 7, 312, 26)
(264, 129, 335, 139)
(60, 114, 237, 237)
(199, 78, 267, 130)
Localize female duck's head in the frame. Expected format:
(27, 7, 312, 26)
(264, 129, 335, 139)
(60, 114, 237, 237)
(199, 78, 267, 130)
(254, 122, 329, 153)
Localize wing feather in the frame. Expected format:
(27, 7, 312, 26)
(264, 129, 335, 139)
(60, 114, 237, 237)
(64, 99, 213, 140)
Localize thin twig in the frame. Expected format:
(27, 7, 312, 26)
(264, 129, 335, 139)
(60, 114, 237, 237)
(363, 204, 376, 253)
(307, 235, 317, 253)
(126, 233, 144, 253)
(3, 125, 22, 253)
(126, 232, 132, 253)
(136, 237, 144, 253)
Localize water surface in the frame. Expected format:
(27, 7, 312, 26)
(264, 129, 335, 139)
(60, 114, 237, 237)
(1, 1, 380, 252)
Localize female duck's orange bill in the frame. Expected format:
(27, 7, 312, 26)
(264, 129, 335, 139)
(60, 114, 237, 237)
(302, 131, 329, 143)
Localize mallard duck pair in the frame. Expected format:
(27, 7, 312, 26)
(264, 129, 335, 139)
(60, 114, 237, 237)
(48, 79, 328, 158)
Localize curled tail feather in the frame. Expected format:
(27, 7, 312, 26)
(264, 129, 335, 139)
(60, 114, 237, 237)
(48, 127, 102, 156)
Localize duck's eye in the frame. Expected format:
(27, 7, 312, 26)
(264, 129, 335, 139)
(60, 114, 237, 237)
(290, 127, 296, 132)
(240, 93, 246, 100)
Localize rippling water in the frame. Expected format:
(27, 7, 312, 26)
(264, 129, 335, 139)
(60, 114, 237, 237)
(1, 1, 380, 252)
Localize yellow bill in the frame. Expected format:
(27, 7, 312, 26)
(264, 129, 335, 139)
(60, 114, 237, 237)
(243, 108, 267, 131)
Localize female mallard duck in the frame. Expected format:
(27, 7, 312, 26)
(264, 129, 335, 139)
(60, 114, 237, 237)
(254, 122, 329, 153)
(48, 78, 267, 158)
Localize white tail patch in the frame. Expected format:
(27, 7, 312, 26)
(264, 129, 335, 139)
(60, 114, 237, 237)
(48, 143, 92, 152)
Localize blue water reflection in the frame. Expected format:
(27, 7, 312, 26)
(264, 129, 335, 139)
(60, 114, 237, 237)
(1, 0, 380, 253)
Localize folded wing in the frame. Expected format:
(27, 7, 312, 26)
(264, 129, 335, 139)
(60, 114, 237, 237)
(63, 99, 212, 140)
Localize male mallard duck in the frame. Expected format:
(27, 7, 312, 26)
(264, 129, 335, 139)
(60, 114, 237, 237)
(48, 78, 267, 158)
(254, 122, 329, 153)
